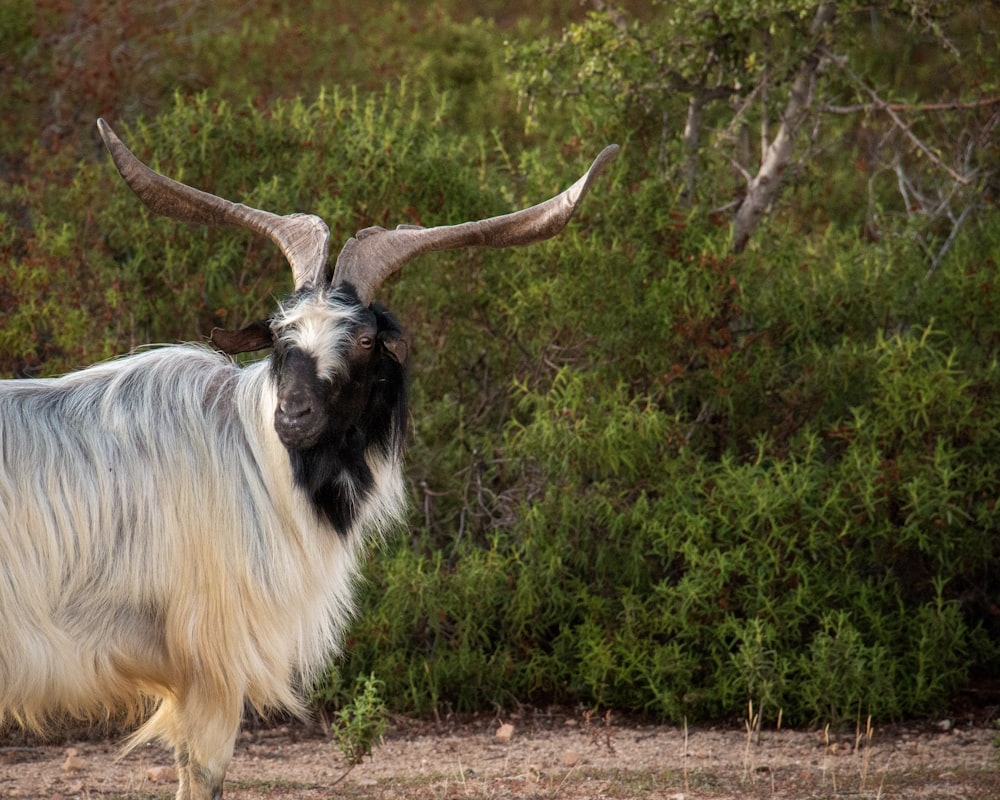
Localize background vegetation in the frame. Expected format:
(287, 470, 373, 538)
(2, 0, 998, 727)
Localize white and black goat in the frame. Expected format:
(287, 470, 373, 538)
(0, 119, 617, 800)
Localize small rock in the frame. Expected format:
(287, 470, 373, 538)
(561, 749, 581, 767)
(495, 722, 515, 742)
(147, 765, 179, 783)
(61, 754, 85, 772)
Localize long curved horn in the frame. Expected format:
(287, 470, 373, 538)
(332, 144, 619, 306)
(97, 119, 330, 291)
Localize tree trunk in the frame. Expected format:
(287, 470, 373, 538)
(682, 94, 703, 206)
(731, 1, 838, 253)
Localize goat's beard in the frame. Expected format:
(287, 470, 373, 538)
(287, 425, 376, 535)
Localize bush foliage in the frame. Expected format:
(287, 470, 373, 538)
(2, 2, 998, 727)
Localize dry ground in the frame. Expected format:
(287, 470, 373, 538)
(1, 708, 998, 800)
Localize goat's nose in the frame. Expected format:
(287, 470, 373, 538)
(279, 394, 314, 420)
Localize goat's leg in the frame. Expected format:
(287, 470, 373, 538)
(173, 738, 233, 800)
(185, 756, 228, 800)
(172, 698, 240, 800)
(174, 745, 193, 800)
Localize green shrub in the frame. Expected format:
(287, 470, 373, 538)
(338, 207, 1000, 725)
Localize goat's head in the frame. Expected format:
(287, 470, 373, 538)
(267, 287, 406, 451)
(96, 119, 617, 459)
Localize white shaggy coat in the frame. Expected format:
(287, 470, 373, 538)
(0, 339, 405, 786)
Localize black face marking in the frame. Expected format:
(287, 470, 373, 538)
(271, 290, 408, 535)
(273, 349, 329, 450)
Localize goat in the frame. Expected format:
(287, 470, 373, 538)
(0, 119, 617, 800)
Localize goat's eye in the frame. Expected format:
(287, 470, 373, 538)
(358, 335, 374, 349)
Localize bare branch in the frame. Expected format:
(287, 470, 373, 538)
(729, 157, 754, 184)
(926, 203, 974, 280)
(731, 1, 838, 253)
(820, 97, 1000, 114)
(714, 75, 771, 149)
(833, 63, 978, 185)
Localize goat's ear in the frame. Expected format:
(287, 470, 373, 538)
(210, 320, 274, 354)
(381, 334, 408, 366)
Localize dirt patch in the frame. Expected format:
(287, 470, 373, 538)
(1, 711, 997, 799)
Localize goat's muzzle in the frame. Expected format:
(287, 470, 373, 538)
(275, 389, 325, 450)
(274, 351, 329, 450)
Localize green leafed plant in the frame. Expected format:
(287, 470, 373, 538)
(330, 673, 389, 767)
